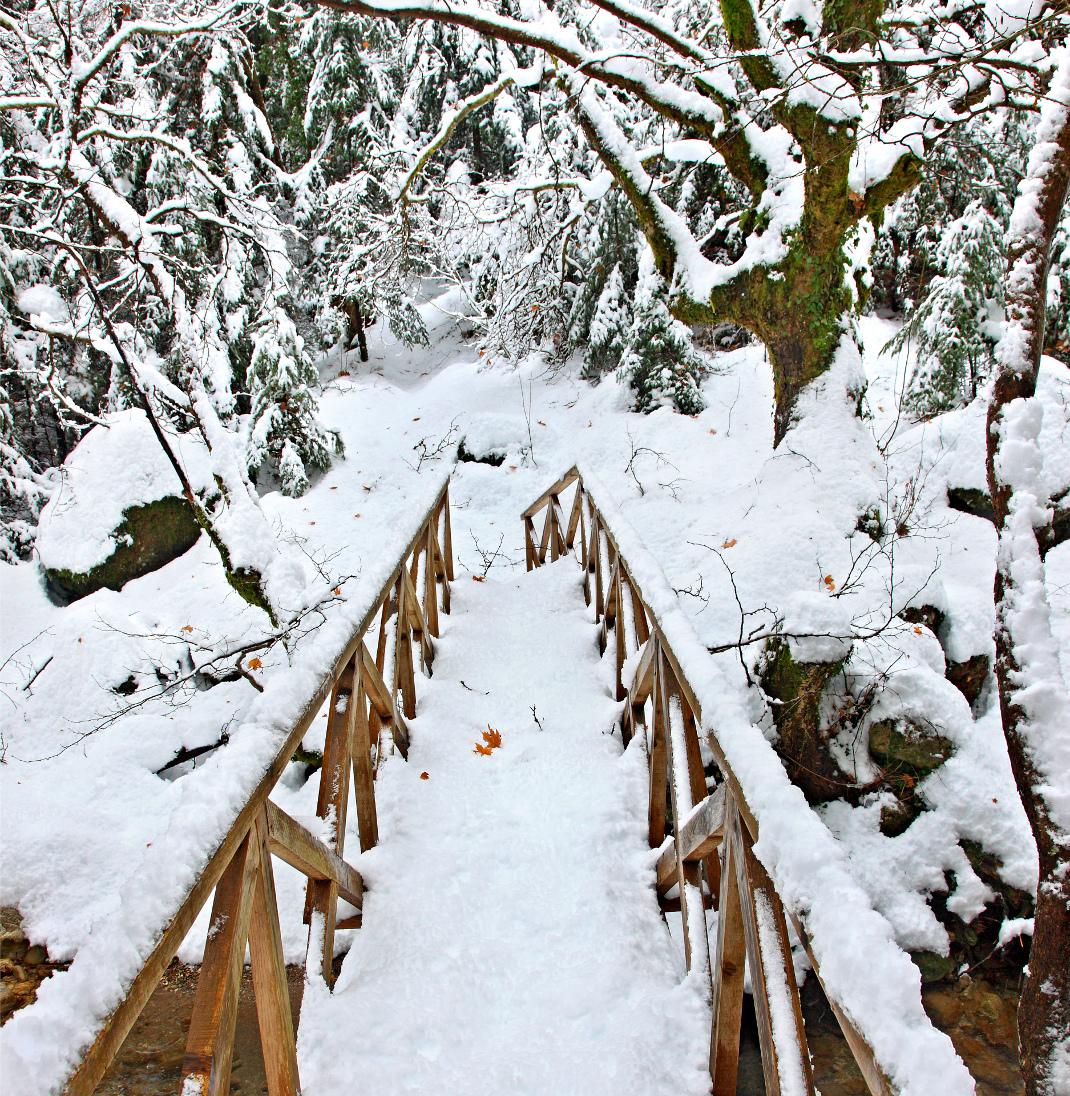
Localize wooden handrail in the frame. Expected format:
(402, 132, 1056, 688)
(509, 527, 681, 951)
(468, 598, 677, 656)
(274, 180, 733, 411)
(63, 480, 454, 1096)
(523, 467, 894, 1096)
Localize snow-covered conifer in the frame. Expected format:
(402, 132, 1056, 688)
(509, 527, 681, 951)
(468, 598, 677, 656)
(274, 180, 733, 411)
(619, 254, 707, 415)
(893, 201, 1005, 416)
(586, 265, 630, 375)
(247, 304, 341, 497)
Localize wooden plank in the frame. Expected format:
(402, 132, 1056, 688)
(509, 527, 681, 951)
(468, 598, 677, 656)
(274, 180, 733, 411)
(248, 813, 300, 1096)
(423, 524, 440, 638)
(597, 555, 620, 656)
(393, 575, 417, 720)
(592, 515, 605, 621)
(551, 497, 567, 560)
(662, 658, 711, 976)
(538, 499, 554, 564)
(710, 799, 746, 1096)
(360, 642, 393, 719)
(788, 915, 895, 1096)
(658, 892, 715, 913)
(402, 565, 434, 671)
(181, 830, 259, 1096)
(524, 515, 537, 572)
(374, 592, 392, 673)
(350, 667, 379, 852)
(647, 645, 669, 850)
(521, 465, 580, 518)
(565, 483, 583, 548)
(629, 637, 656, 705)
(441, 487, 455, 581)
(265, 801, 363, 910)
(613, 565, 627, 702)
(655, 785, 726, 891)
(681, 695, 721, 902)
(627, 572, 651, 647)
(732, 821, 815, 1096)
(392, 704, 411, 756)
(579, 498, 591, 604)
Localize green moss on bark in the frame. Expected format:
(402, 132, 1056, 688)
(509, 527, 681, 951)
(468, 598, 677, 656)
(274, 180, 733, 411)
(761, 639, 849, 803)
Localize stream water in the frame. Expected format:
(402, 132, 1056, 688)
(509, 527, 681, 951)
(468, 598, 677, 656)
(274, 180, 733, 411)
(98, 962, 1024, 1094)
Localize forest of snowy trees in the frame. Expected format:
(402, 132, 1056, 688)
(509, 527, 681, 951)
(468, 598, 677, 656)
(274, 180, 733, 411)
(1, 0, 1069, 1093)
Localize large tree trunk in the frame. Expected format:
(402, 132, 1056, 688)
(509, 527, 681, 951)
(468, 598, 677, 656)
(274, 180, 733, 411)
(737, 247, 858, 445)
(984, 51, 1070, 1096)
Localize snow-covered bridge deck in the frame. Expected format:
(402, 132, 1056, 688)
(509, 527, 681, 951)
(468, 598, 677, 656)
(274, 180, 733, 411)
(40, 469, 973, 1096)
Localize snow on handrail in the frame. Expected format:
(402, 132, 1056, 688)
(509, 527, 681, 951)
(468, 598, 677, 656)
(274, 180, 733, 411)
(522, 463, 974, 1096)
(3, 475, 454, 1096)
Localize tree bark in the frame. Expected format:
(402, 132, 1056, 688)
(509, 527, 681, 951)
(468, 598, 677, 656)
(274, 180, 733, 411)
(343, 299, 369, 362)
(984, 51, 1070, 1096)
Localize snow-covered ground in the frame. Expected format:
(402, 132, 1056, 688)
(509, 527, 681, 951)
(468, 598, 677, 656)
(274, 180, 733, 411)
(1, 294, 1066, 1091)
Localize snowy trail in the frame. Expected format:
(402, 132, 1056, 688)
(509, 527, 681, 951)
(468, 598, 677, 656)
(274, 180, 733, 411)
(296, 561, 711, 1096)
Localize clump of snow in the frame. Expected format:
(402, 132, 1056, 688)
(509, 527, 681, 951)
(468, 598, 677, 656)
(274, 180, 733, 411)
(17, 284, 68, 324)
(781, 590, 853, 663)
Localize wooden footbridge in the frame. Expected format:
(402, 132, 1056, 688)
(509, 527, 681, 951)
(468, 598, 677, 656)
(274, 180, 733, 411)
(51, 469, 967, 1096)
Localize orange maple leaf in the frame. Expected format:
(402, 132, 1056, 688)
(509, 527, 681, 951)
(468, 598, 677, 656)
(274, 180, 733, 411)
(824, 575, 837, 592)
(333, 587, 342, 596)
(721, 538, 737, 549)
(420, 771, 430, 780)
(472, 574, 486, 583)
(913, 625, 923, 636)
(247, 657, 263, 671)
(181, 625, 194, 633)
(473, 743, 494, 756)
(482, 726, 502, 749)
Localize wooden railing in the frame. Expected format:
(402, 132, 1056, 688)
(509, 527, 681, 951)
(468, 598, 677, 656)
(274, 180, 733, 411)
(65, 480, 454, 1096)
(523, 467, 893, 1096)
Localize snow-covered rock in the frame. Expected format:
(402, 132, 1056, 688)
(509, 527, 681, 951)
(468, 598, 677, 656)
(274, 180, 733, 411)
(36, 410, 214, 600)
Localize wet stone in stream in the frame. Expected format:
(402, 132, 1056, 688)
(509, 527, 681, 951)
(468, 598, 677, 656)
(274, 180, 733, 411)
(99, 962, 304, 1095)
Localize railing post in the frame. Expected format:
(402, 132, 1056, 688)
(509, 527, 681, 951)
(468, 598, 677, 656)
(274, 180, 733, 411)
(647, 640, 669, 850)
(248, 812, 300, 1096)
(710, 796, 746, 1095)
(441, 485, 455, 582)
(350, 663, 379, 853)
(305, 656, 357, 984)
(181, 829, 260, 1096)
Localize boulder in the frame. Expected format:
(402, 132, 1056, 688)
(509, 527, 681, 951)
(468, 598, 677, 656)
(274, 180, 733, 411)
(36, 410, 213, 601)
(869, 718, 953, 775)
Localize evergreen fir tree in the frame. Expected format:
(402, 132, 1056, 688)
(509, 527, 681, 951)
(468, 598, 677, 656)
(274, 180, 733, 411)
(247, 303, 342, 496)
(1046, 209, 1070, 362)
(586, 265, 630, 375)
(566, 191, 641, 370)
(890, 200, 1004, 417)
(619, 254, 708, 415)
